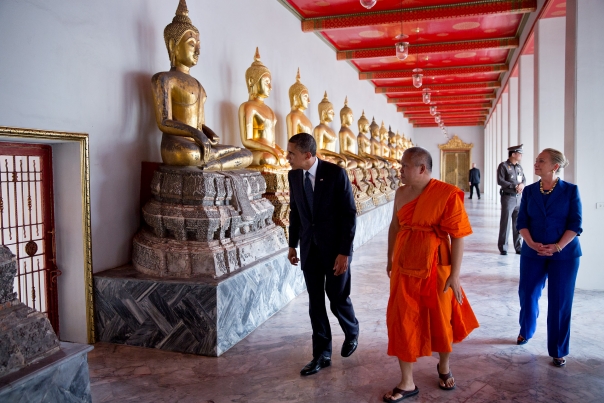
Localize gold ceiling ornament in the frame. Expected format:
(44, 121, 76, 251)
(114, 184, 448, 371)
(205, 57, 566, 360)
(438, 134, 474, 150)
(245, 47, 271, 92)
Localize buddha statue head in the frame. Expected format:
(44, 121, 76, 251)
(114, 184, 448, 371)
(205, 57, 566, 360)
(358, 110, 370, 133)
(245, 47, 272, 99)
(318, 91, 335, 124)
(379, 121, 388, 142)
(164, 0, 200, 69)
(289, 68, 310, 111)
(370, 117, 380, 139)
(339, 97, 354, 126)
(388, 126, 397, 145)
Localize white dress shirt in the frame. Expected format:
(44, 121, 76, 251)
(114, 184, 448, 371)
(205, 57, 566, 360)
(303, 157, 319, 190)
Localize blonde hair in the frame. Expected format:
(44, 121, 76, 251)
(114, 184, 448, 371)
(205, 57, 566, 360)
(542, 148, 569, 173)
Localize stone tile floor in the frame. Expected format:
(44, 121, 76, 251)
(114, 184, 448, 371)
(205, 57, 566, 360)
(89, 197, 604, 402)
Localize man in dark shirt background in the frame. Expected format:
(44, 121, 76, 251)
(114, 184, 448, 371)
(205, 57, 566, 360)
(468, 163, 481, 199)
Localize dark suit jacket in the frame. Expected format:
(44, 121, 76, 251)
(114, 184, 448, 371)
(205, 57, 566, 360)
(517, 179, 582, 260)
(288, 159, 357, 271)
(469, 168, 481, 184)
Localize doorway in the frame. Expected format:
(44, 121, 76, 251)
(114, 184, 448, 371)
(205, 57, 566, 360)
(0, 142, 59, 334)
(439, 135, 474, 192)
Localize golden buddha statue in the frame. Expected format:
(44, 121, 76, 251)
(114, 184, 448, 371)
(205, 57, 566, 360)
(369, 117, 391, 166)
(395, 130, 404, 160)
(238, 48, 287, 169)
(152, 0, 252, 170)
(338, 99, 370, 169)
(286, 69, 312, 139)
(388, 126, 399, 161)
(357, 111, 384, 169)
(379, 121, 393, 159)
(313, 92, 355, 169)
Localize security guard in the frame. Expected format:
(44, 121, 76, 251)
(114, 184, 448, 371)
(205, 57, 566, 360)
(497, 144, 526, 255)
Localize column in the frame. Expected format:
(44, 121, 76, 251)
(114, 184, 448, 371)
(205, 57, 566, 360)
(564, 0, 604, 290)
(518, 54, 535, 182)
(501, 92, 509, 157)
(508, 77, 519, 147)
(496, 103, 502, 163)
(485, 121, 491, 198)
(534, 17, 566, 161)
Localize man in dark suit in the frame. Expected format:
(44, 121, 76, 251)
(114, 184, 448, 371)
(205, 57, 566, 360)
(286, 133, 359, 376)
(468, 163, 481, 199)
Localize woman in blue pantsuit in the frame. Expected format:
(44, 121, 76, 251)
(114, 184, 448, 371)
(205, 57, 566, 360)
(516, 148, 582, 368)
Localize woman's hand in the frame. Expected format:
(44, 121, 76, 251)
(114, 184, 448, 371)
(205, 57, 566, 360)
(537, 244, 557, 256)
(526, 239, 543, 252)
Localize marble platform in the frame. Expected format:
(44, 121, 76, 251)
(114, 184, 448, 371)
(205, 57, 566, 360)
(0, 342, 93, 402)
(353, 200, 393, 251)
(88, 197, 604, 402)
(94, 249, 305, 356)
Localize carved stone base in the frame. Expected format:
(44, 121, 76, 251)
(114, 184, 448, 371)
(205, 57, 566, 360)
(346, 168, 375, 215)
(133, 166, 288, 279)
(248, 168, 291, 240)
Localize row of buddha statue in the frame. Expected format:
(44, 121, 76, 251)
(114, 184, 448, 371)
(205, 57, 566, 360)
(152, 0, 415, 222)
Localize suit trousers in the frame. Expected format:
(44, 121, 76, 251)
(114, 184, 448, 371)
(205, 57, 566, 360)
(518, 256, 580, 358)
(303, 242, 359, 359)
(498, 194, 522, 253)
(469, 183, 480, 199)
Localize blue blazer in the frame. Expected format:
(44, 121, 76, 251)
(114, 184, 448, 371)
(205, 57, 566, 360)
(288, 159, 357, 271)
(517, 179, 582, 260)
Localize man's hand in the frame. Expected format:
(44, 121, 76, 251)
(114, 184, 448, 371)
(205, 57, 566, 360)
(468, 182, 471, 186)
(386, 262, 392, 278)
(288, 247, 299, 266)
(516, 183, 525, 193)
(444, 274, 463, 305)
(333, 254, 349, 276)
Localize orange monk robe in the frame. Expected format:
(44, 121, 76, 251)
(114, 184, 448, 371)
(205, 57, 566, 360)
(387, 179, 479, 362)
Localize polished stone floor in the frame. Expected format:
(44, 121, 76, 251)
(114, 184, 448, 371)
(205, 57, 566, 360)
(89, 197, 604, 402)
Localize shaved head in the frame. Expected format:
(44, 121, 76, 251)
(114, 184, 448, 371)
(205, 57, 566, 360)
(403, 147, 432, 172)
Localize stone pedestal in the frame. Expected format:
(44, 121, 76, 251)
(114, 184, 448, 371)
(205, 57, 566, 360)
(133, 166, 288, 278)
(94, 250, 304, 356)
(0, 343, 93, 402)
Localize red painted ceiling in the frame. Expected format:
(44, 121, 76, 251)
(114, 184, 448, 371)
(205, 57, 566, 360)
(282, 0, 557, 128)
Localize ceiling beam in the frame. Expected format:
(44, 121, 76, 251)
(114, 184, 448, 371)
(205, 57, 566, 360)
(337, 38, 518, 60)
(360, 64, 508, 80)
(301, 0, 536, 32)
(397, 103, 492, 112)
(406, 111, 489, 118)
(388, 94, 496, 103)
(413, 123, 482, 127)
(376, 82, 500, 94)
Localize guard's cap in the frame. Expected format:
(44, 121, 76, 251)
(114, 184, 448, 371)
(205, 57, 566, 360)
(507, 144, 523, 153)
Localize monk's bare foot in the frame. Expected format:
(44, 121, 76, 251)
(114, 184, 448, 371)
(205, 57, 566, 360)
(382, 384, 418, 402)
(437, 363, 456, 390)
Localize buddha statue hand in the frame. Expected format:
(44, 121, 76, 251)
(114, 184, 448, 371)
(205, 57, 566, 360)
(202, 124, 220, 146)
(190, 128, 212, 164)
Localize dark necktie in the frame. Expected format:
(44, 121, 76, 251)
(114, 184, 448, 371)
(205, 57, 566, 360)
(304, 171, 314, 213)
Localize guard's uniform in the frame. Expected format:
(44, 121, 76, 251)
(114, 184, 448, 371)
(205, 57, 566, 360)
(497, 145, 526, 254)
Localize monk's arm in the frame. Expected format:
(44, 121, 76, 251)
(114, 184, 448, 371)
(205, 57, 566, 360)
(386, 191, 401, 277)
(446, 236, 464, 304)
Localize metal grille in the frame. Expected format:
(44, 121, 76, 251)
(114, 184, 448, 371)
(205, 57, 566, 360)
(0, 143, 58, 334)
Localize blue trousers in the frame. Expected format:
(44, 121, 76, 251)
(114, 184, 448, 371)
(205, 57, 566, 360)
(518, 256, 580, 358)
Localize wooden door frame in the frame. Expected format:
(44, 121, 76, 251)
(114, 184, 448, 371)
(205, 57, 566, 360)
(0, 126, 94, 343)
(439, 135, 474, 190)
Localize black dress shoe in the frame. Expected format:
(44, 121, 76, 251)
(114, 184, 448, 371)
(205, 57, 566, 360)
(341, 338, 358, 357)
(300, 356, 331, 376)
(516, 250, 521, 255)
(500, 251, 507, 255)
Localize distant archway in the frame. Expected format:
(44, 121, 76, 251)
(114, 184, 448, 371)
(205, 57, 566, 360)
(439, 135, 473, 191)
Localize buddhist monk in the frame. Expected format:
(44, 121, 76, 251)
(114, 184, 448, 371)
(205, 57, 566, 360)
(383, 147, 479, 402)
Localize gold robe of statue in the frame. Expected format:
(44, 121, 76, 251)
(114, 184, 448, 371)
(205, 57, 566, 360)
(286, 69, 312, 139)
(238, 48, 288, 169)
(152, 0, 252, 170)
(313, 92, 355, 169)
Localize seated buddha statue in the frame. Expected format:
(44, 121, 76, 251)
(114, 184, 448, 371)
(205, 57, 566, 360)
(338, 99, 370, 169)
(395, 130, 404, 160)
(313, 92, 355, 169)
(388, 126, 399, 161)
(369, 117, 391, 167)
(379, 122, 400, 167)
(357, 111, 384, 169)
(152, 0, 252, 171)
(286, 69, 312, 139)
(238, 48, 288, 169)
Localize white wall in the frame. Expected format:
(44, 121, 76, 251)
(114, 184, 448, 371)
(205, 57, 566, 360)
(0, 0, 414, 275)
(412, 126, 484, 189)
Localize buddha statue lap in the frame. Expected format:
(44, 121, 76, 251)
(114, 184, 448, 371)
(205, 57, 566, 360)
(338, 99, 370, 170)
(286, 69, 313, 139)
(313, 92, 354, 169)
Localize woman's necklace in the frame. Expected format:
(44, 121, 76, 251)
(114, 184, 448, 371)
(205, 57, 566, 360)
(540, 178, 559, 195)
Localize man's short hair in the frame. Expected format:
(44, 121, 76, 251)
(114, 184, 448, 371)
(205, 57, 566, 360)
(404, 147, 433, 172)
(289, 133, 317, 156)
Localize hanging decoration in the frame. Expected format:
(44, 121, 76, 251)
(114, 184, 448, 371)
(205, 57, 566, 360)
(412, 68, 423, 88)
(360, 0, 377, 9)
(430, 105, 437, 116)
(422, 88, 431, 104)
(395, 0, 409, 60)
